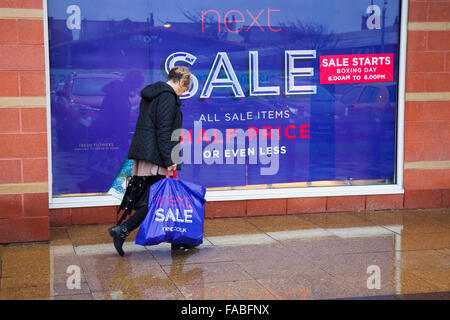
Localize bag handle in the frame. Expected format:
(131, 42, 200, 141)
(166, 169, 178, 179)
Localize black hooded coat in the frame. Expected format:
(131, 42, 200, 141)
(127, 81, 182, 169)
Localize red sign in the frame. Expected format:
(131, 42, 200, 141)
(319, 53, 394, 84)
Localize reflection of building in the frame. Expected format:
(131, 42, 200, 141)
(48, 18, 249, 71)
(48, 15, 401, 72)
(48, 17, 153, 44)
(334, 26, 398, 54)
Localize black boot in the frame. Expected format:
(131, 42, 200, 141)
(108, 224, 130, 256)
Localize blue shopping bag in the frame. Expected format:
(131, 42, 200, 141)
(135, 171, 206, 246)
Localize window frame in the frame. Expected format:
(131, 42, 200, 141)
(44, 0, 408, 209)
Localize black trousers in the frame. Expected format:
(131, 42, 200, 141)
(120, 175, 165, 231)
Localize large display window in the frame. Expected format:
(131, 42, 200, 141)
(44, 0, 407, 208)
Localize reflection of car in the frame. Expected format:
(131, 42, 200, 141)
(284, 86, 346, 135)
(277, 85, 346, 129)
(339, 83, 397, 117)
(183, 84, 345, 129)
(54, 73, 140, 147)
(286, 85, 344, 117)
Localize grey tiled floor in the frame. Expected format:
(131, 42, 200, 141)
(0, 209, 449, 300)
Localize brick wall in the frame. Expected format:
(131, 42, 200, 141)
(404, 0, 450, 209)
(0, 1, 449, 243)
(0, 2, 49, 243)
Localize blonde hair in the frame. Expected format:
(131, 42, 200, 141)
(167, 66, 191, 89)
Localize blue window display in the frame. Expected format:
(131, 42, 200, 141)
(47, 0, 402, 196)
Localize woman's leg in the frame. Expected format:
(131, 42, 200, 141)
(123, 204, 150, 231)
(109, 175, 164, 256)
(123, 175, 165, 231)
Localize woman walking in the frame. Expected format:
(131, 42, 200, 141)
(108, 66, 192, 256)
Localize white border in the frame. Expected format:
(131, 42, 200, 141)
(43, 0, 54, 203)
(396, 0, 408, 191)
(45, 0, 408, 209)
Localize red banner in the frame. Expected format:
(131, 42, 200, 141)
(319, 53, 394, 84)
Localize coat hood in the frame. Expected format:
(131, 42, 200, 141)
(140, 81, 181, 105)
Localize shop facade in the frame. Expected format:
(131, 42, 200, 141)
(0, 0, 449, 244)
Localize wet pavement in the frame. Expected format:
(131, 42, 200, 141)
(0, 209, 449, 300)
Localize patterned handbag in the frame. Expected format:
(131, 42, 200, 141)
(108, 158, 134, 200)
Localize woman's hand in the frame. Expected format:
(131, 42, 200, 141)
(167, 164, 177, 171)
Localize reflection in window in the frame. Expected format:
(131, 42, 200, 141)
(312, 86, 335, 101)
(341, 87, 361, 104)
(387, 85, 397, 103)
(358, 86, 380, 103)
(71, 78, 116, 96)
